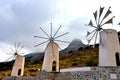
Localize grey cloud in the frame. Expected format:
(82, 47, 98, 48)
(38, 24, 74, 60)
(67, 17, 89, 41)
(0, 0, 59, 52)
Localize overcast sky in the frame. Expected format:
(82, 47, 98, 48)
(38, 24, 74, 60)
(0, 0, 120, 62)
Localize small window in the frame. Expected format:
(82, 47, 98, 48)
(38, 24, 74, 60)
(52, 61, 56, 71)
(115, 52, 120, 66)
(18, 69, 21, 75)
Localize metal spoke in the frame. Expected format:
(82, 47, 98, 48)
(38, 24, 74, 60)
(86, 29, 96, 37)
(101, 16, 115, 27)
(5, 55, 14, 62)
(6, 53, 13, 55)
(85, 24, 97, 28)
(99, 7, 111, 26)
(15, 42, 17, 52)
(16, 42, 20, 52)
(51, 22, 52, 37)
(87, 30, 97, 45)
(93, 31, 98, 47)
(94, 17, 98, 27)
(12, 55, 17, 60)
(53, 25, 62, 37)
(55, 40, 70, 43)
(17, 46, 24, 53)
(98, 7, 104, 25)
(40, 27, 50, 38)
(44, 42, 49, 52)
(34, 40, 49, 47)
(10, 47, 14, 53)
(93, 11, 98, 26)
(34, 36, 49, 39)
(55, 32, 69, 39)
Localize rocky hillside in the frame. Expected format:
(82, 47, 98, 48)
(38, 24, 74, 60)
(60, 39, 87, 53)
(0, 45, 98, 79)
(25, 39, 86, 61)
(0, 31, 120, 79)
(25, 52, 44, 61)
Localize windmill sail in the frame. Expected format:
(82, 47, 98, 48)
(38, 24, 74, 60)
(6, 42, 25, 76)
(6, 42, 24, 61)
(104, 17, 113, 24)
(86, 6, 114, 47)
(34, 23, 69, 72)
(98, 7, 104, 24)
(86, 31, 91, 37)
(103, 7, 112, 19)
(88, 20, 93, 26)
(93, 11, 97, 21)
(102, 16, 115, 26)
(99, 7, 104, 18)
(118, 22, 120, 25)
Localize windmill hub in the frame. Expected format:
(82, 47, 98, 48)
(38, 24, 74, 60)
(15, 53, 17, 55)
(97, 25, 102, 31)
(49, 37, 54, 42)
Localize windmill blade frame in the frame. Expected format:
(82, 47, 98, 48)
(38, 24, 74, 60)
(53, 25, 62, 38)
(87, 30, 98, 45)
(7, 42, 25, 58)
(86, 6, 114, 47)
(54, 32, 69, 39)
(35, 40, 49, 47)
(34, 36, 49, 39)
(16, 42, 20, 52)
(17, 45, 24, 53)
(51, 22, 52, 37)
(40, 27, 50, 38)
(5, 55, 16, 62)
(34, 22, 69, 55)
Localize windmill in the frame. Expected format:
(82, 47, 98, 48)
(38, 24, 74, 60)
(86, 6, 120, 66)
(86, 6, 115, 47)
(7, 42, 25, 76)
(34, 22, 69, 72)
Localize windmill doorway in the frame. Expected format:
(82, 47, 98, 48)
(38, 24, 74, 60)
(115, 52, 120, 66)
(52, 61, 56, 71)
(18, 69, 21, 75)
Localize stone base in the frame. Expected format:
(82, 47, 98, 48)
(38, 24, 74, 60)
(2, 66, 120, 80)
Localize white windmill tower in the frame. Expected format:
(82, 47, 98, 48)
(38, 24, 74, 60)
(7, 42, 25, 76)
(86, 6, 120, 66)
(34, 23, 69, 72)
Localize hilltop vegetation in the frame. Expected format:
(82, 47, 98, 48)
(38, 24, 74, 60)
(0, 46, 98, 79)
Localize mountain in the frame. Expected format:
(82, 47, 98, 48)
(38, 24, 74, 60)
(60, 39, 87, 53)
(25, 52, 44, 61)
(25, 39, 86, 60)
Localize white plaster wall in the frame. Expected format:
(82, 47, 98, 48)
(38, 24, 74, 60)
(42, 42, 59, 72)
(60, 67, 91, 72)
(11, 55, 25, 76)
(99, 29, 120, 66)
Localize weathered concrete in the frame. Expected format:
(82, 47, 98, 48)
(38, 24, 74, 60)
(2, 67, 120, 80)
(99, 29, 120, 66)
(42, 42, 59, 72)
(11, 55, 25, 76)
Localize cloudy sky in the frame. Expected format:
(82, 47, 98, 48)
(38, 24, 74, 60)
(0, 0, 120, 62)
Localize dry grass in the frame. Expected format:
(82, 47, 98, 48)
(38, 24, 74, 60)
(0, 47, 98, 79)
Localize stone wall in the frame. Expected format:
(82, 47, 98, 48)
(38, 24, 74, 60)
(2, 67, 120, 80)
